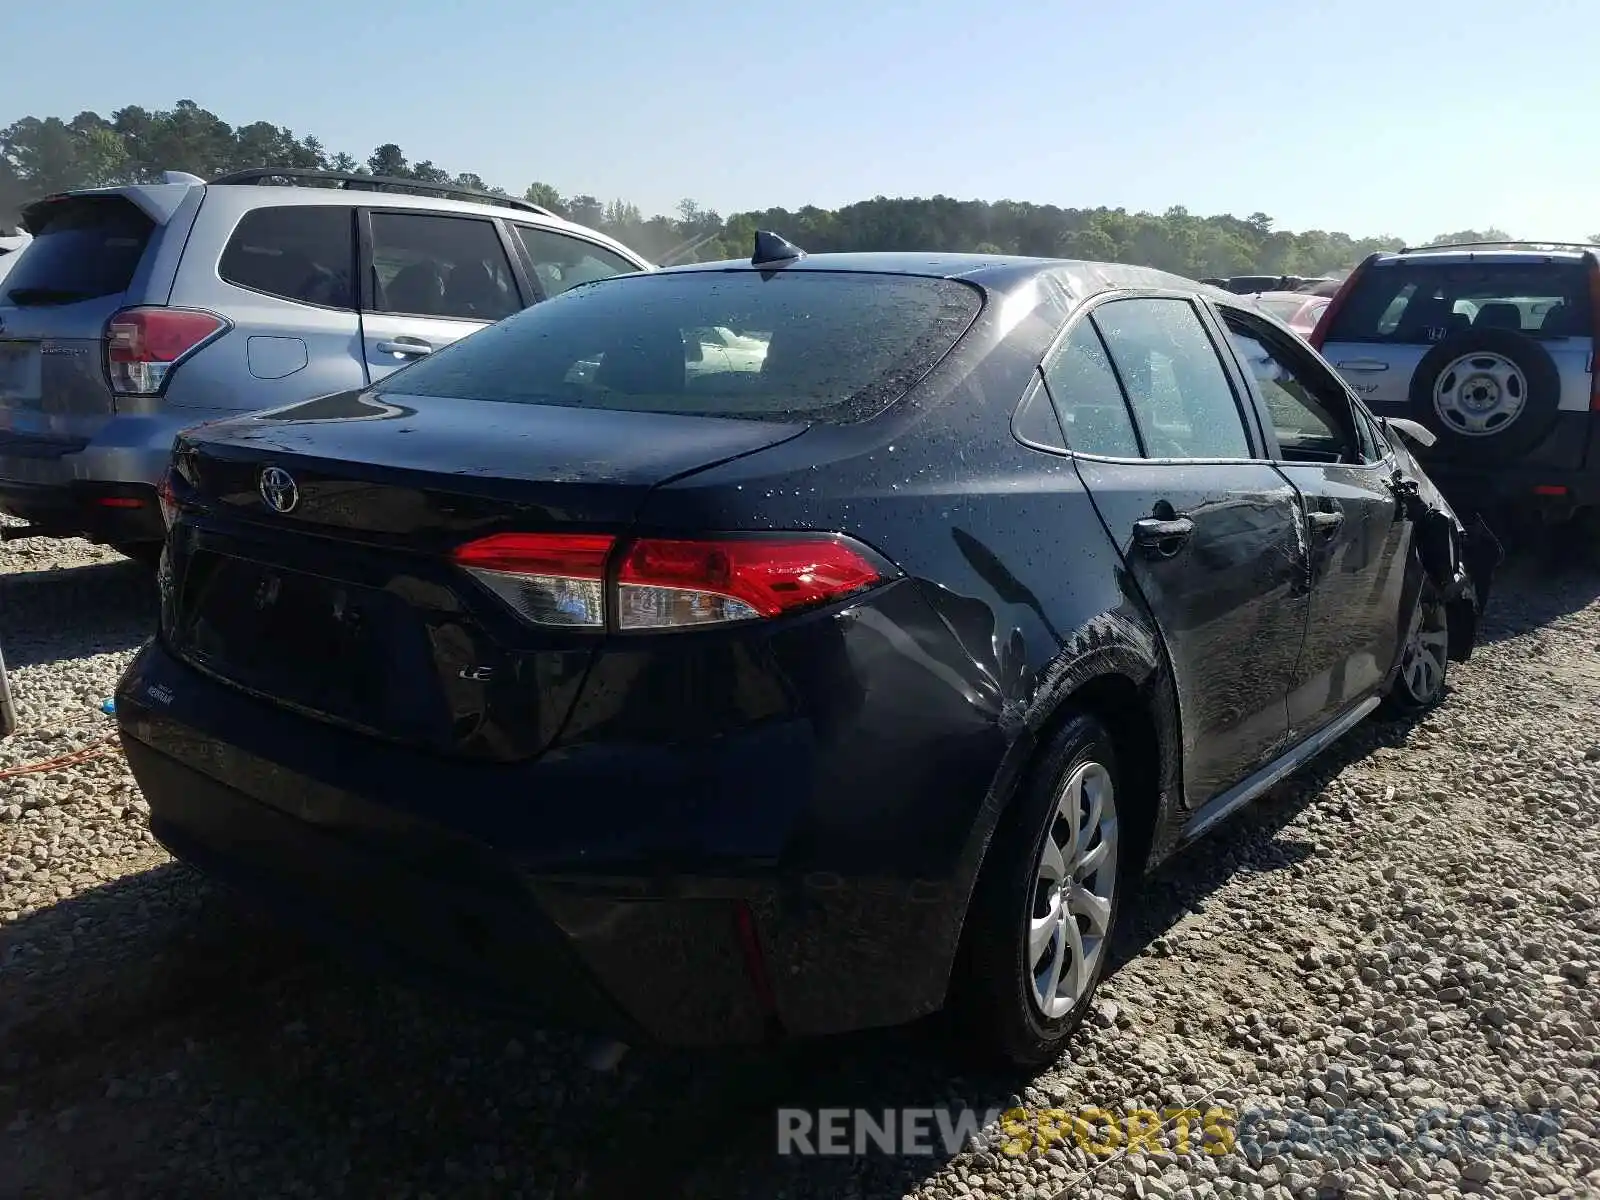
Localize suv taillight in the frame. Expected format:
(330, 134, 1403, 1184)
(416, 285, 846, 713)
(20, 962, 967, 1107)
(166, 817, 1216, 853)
(451, 532, 892, 631)
(105, 307, 230, 396)
(1308, 252, 1377, 352)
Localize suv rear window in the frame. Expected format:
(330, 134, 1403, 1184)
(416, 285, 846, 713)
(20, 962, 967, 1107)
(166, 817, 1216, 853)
(378, 270, 983, 423)
(2, 196, 154, 306)
(1324, 261, 1593, 344)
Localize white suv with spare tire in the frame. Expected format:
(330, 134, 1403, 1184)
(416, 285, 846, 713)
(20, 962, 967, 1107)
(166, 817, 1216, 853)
(1312, 240, 1600, 536)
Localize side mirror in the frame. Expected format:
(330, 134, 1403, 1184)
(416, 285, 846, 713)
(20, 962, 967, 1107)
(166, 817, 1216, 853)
(1383, 417, 1437, 449)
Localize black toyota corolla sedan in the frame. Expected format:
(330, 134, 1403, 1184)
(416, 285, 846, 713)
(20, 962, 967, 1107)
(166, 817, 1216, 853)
(116, 235, 1497, 1067)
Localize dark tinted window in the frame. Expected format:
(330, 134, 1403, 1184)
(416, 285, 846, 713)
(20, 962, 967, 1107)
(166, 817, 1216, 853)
(2, 196, 153, 305)
(1325, 261, 1592, 344)
(219, 207, 355, 309)
(369, 212, 520, 321)
(1091, 298, 1251, 459)
(379, 270, 982, 423)
(514, 226, 639, 297)
(1041, 319, 1142, 457)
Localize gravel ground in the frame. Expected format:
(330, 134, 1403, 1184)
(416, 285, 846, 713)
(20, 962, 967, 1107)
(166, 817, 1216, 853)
(2, 530, 1598, 1200)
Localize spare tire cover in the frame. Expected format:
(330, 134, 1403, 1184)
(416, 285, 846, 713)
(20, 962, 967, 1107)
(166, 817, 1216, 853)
(1406, 327, 1561, 463)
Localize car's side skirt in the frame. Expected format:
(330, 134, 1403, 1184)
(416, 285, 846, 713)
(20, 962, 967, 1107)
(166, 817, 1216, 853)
(1177, 694, 1381, 846)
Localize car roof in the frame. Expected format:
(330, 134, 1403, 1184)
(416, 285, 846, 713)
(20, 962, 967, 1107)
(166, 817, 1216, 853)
(23, 178, 650, 266)
(1250, 290, 1324, 304)
(653, 250, 1215, 301)
(1373, 244, 1597, 267)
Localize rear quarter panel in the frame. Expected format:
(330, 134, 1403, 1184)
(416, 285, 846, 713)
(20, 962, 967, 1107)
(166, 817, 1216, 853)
(164, 194, 367, 414)
(615, 272, 1184, 880)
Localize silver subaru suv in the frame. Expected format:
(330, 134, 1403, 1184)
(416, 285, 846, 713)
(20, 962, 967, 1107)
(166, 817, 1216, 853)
(1312, 240, 1600, 534)
(0, 169, 652, 562)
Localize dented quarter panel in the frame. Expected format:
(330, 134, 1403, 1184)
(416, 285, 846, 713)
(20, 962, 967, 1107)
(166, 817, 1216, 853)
(637, 266, 1190, 898)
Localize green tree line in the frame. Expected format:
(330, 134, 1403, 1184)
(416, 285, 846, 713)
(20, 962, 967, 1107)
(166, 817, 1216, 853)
(0, 99, 1544, 278)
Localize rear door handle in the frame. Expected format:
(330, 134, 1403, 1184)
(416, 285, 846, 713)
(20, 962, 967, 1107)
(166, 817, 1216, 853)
(1308, 510, 1345, 536)
(1132, 516, 1195, 556)
(375, 338, 433, 358)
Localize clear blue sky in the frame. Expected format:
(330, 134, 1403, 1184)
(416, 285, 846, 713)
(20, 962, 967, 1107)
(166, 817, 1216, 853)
(2, 0, 1592, 242)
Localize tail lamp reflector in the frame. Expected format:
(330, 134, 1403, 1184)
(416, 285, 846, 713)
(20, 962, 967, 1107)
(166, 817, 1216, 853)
(449, 532, 888, 631)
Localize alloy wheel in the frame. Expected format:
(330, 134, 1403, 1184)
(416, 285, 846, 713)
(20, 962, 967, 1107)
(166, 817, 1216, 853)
(1026, 759, 1119, 1020)
(1398, 591, 1450, 705)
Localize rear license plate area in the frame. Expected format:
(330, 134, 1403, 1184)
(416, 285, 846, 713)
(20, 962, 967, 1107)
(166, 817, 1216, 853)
(176, 553, 439, 737)
(0, 342, 42, 406)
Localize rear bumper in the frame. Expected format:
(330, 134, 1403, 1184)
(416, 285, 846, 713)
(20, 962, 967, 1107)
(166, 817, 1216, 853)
(0, 410, 236, 542)
(115, 626, 1003, 1044)
(0, 478, 165, 543)
(1419, 464, 1600, 520)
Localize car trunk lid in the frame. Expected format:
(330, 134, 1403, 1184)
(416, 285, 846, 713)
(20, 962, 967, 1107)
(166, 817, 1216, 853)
(164, 390, 808, 759)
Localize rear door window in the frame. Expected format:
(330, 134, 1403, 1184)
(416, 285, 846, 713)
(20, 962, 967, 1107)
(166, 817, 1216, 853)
(219, 207, 356, 309)
(1040, 319, 1143, 458)
(376, 269, 981, 423)
(513, 226, 640, 297)
(1, 196, 154, 306)
(367, 212, 521, 322)
(1090, 297, 1253, 460)
(1324, 261, 1592, 344)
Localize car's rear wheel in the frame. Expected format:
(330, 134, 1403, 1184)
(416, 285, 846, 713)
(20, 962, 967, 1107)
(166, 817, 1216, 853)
(951, 713, 1124, 1069)
(1383, 576, 1450, 716)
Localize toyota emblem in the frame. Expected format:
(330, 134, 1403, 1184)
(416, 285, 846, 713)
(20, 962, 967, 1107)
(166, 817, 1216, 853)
(258, 466, 299, 514)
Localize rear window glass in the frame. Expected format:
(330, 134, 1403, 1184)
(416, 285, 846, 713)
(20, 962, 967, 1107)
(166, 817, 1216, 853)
(219, 207, 356, 309)
(1325, 261, 1592, 344)
(375, 270, 983, 423)
(2, 197, 154, 306)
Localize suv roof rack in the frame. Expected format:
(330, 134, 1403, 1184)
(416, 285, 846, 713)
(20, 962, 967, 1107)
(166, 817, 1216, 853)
(206, 168, 558, 218)
(1397, 239, 1599, 255)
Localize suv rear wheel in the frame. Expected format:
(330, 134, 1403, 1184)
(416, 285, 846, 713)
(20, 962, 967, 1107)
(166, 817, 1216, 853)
(1408, 329, 1562, 463)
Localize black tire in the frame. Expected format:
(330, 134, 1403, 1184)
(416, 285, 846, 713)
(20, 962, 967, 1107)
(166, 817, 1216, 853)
(111, 541, 163, 570)
(1407, 328, 1561, 463)
(1381, 573, 1450, 718)
(950, 713, 1129, 1070)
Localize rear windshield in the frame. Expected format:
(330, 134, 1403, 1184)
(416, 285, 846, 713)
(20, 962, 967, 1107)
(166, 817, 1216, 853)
(377, 269, 983, 423)
(1324, 261, 1592, 344)
(2, 197, 155, 306)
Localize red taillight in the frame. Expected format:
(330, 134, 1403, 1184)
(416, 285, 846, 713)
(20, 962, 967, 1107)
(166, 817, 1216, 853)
(104, 306, 230, 396)
(1533, 484, 1568, 496)
(156, 467, 179, 529)
(1308, 253, 1377, 352)
(449, 531, 890, 631)
(451, 532, 616, 628)
(617, 536, 885, 629)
